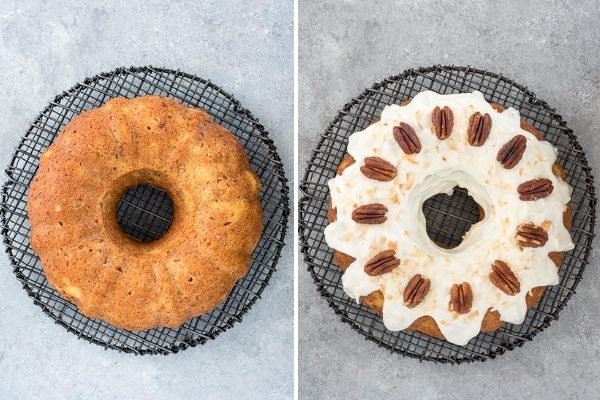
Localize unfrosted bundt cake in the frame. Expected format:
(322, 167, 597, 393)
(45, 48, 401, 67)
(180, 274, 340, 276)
(28, 96, 263, 331)
(325, 91, 573, 345)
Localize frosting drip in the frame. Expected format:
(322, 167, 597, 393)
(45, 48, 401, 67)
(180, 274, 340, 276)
(324, 91, 573, 345)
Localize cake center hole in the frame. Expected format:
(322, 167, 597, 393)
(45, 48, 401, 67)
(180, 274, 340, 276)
(116, 184, 174, 242)
(422, 186, 482, 249)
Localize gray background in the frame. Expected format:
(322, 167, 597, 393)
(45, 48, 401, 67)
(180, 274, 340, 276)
(0, 1, 293, 399)
(299, 1, 599, 399)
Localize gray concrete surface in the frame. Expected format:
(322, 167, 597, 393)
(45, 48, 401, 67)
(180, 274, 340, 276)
(0, 1, 293, 399)
(299, 1, 599, 399)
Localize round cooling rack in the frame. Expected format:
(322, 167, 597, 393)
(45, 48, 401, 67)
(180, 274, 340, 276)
(1, 66, 290, 355)
(299, 65, 597, 364)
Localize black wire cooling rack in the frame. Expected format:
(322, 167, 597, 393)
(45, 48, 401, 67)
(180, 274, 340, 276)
(299, 65, 597, 364)
(1, 66, 289, 355)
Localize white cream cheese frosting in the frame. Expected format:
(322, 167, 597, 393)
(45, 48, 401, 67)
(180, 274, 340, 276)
(324, 91, 573, 346)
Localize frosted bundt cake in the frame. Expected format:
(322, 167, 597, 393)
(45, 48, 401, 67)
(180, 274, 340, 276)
(28, 96, 263, 331)
(325, 91, 573, 345)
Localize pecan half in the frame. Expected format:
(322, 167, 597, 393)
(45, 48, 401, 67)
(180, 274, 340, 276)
(467, 112, 492, 146)
(497, 134, 527, 169)
(403, 274, 431, 308)
(364, 250, 400, 276)
(351, 203, 388, 224)
(393, 122, 421, 154)
(517, 178, 554, 201)
(360, 157, 397, 181)
(449, 282, 472, 314)
(489, 260, 520, 296)
(516, 223, 548, 248)
(432, 106, 454, 140)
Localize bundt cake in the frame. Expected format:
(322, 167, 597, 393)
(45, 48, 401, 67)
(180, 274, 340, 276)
(28, 96, 263, 331)
(325, 91, 573, 345)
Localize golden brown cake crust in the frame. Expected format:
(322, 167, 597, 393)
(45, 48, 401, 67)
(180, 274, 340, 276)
(327, 100, 572, 340)
(28, 96, 263, 330)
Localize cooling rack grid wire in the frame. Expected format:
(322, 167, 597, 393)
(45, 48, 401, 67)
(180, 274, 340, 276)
(1, 66, 290, 355)
(299, 65, 596, 363)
